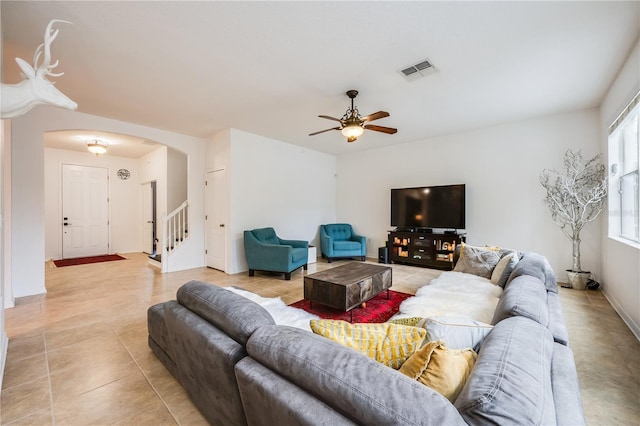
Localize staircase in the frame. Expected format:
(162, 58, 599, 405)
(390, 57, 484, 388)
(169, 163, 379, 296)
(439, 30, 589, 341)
(153, 201, 189, 272)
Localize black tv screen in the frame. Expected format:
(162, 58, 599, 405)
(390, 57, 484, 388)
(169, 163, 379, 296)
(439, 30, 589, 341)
(391, 184, 465, 230)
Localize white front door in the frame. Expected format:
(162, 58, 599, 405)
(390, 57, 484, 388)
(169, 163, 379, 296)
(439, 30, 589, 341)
(206, 169, 226, 271)
(62, 164, 109, 259)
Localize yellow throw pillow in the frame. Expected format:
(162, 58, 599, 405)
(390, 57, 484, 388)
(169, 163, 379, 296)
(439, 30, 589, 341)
(310, 319, 426, 369)
(387, 316, 424, 327)
(399, 340, 477, 402)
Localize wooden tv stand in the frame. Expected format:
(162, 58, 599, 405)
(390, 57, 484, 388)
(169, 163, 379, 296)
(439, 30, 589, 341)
(387, 230, 465, 270)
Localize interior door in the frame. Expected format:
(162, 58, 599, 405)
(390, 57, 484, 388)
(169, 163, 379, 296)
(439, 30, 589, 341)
(206, 169, 226, 271)
(141, 182, 155, 254)
(62, 164, 109, 259)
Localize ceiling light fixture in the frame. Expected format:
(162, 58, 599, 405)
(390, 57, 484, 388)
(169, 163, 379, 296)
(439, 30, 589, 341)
(341, 122, 364, 142)
(87, 139, 108, 156)
(309, 89, 397, 143)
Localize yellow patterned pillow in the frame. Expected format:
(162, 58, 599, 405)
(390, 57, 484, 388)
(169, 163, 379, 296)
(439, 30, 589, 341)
(310, 319, 426, 369)
(399, 339, 477, 402)
(387, 317, 424, 327)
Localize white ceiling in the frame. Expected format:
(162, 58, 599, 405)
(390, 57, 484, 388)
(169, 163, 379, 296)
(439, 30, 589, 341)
(44, 130, 160, 158)
(2, 1, 638, 156)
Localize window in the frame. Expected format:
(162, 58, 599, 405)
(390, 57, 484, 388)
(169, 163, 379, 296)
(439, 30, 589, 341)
(608, 92, 640, 245)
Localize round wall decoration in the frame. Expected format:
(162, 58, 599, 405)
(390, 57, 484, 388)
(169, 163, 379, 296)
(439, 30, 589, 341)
(117, 169, 131, 180)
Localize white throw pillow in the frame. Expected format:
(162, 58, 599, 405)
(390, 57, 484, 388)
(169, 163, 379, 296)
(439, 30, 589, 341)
(419, 315, 493, 352)
(490, 252, 519, 287)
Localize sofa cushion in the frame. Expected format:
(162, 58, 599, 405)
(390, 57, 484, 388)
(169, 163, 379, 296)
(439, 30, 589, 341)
(246, 325, 467, 426)
(455, 317, 556, 426)
(310, 319, 425, 369)
(492, 275, 549, 326)
(547, 291, 569, 345)
(176, 280, 275, 345)
(420, 315, 493, 352)
(490, 251, 519, 287)
(551, 343, 586, 425)
(399, 340, 477, 403)
(333, 240, 362, 251)
(235, 357, 358, 425)
(453, 243, 501, 279)
(507, 252, 558, 293)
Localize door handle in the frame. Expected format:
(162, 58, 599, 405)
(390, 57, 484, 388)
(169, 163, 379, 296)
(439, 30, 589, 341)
(63, 223, 70, 226)
(219, 224, 225, 227)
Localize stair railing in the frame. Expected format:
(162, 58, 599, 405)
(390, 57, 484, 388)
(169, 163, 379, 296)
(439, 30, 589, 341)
(163, 201, 189, 256)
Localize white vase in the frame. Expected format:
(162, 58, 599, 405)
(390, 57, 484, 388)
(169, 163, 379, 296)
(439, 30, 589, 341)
(566, 270, 590, 290)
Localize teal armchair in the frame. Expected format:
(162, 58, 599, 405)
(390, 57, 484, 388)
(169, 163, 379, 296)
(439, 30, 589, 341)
(320, 223, 366, 263)
(244, 227, 308, 280)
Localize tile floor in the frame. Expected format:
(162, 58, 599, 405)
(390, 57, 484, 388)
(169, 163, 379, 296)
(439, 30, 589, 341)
(1, 252, 638, 425)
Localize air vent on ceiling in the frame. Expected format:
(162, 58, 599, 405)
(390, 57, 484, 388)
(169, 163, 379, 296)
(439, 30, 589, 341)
(399, 58, 436, 82)
(141, 140, 157, 145)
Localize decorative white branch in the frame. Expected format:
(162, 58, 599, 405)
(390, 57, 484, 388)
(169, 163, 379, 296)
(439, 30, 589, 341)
(540, 150, 607, 272)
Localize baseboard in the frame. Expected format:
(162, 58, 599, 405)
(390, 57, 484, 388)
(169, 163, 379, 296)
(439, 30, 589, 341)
(602, 289, 640, 341)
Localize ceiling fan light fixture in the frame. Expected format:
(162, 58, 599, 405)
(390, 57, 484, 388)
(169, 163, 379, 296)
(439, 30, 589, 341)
(341, 123, 364, 140)
(87, 139, 108, 156)
(310, 90, 396, 142)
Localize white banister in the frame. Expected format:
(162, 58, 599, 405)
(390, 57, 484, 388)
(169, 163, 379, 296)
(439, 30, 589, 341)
(163, 201, 189, 259)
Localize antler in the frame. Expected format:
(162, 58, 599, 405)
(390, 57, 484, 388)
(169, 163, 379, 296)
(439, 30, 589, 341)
(33, 19, 71, 78)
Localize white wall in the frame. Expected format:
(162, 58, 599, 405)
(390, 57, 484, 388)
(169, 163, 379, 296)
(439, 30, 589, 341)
(44, 148, 140, 260)
(336, 109, 602, 279)
(0, 119, 9, 393)
(2, 120, 12, 309)
(10, 107, 207, 297)
(167, 147, 188, 213)
(600, 38, 640, 339)
(10, 108, 46, 296)
(222, 129, 336, 274)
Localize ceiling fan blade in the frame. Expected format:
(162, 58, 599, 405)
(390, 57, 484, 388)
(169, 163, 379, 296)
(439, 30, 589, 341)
(361, 111, 390, 123)
(364, 124, 397, 134)
(318, 115, 344, 123)
(309, 127, 341, 136)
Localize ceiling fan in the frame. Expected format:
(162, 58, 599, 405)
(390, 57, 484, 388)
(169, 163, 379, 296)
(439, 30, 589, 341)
(309, 90, 397, 142)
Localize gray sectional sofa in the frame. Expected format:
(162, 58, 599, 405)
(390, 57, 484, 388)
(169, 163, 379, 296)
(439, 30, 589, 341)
(148, 252, 585, 425)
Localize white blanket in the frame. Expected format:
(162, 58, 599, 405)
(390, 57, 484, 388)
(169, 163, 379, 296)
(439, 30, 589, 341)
(392, 271, 502, 324)
(224, 286, 319, 331)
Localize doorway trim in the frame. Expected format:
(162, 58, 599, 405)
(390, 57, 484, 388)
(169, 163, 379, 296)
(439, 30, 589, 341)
(205, 168, 227, 272)
(141, 180, 158, 256)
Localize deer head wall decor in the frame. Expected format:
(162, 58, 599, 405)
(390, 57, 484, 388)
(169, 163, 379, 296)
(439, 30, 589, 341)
(1, 19, 77, 119)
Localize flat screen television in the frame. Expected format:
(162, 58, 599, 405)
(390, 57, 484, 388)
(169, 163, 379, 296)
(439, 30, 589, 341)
(391, 184, 465, 230)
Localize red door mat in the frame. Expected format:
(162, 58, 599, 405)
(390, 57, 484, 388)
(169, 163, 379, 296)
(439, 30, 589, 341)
(289, 290, 412, 323)
(53, 254, 126, 267)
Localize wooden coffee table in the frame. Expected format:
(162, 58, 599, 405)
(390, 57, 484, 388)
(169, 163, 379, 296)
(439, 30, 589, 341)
(303, 263, 392, 321)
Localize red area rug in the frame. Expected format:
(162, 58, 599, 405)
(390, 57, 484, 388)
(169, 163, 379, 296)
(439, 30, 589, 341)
(53, 254, 126, 267)
(289, 290, 412, 323)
